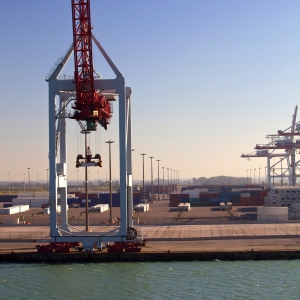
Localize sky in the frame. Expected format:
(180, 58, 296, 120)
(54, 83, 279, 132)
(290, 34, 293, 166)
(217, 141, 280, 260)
(0, 0, 300, 184)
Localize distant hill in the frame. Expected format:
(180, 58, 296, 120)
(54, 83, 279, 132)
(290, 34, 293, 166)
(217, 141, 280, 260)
(191, 176, 251, 185)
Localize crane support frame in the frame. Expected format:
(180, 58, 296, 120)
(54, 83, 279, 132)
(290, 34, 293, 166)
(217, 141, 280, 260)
(46, 37, 136, 250)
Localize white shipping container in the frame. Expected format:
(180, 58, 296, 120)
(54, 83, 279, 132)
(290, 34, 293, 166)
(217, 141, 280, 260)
(241, 193, 251, 197)
(183, 203, 191, 211)
(257, 207, 288, 215)
(177, 203, 184, 211)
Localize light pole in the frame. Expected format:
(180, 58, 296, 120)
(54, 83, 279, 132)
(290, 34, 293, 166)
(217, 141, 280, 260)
(157, 159, 160, 201)
(254, 168, 256, 184)
(27, 168, 30, 191)
(47, 169, 49, 192)
(167, 168, 169, 195)
(8, 172, 10, 195)
(149, 156, 154, 201)
(23, 173, 25, 192)
(259, 167, 261, 185)
(170, 168, 172, 193)
(250, 169, 252, 185)
(105, 140, 115, 223)
(37, 173, 39, 192)
(265, 166, 268, 188)
(140, 153, 146, 202)
(174, 170, 176, 192)
(162, 167, 165, 199)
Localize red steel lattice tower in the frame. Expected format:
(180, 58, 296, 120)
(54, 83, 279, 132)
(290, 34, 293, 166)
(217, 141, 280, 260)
(71, 0, 111, 129)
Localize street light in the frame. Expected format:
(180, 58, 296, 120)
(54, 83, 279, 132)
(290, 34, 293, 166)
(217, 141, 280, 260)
(140, 153, 146, 202)
(162, 167, 165, 199)
(254, 168, 256, 184)
(250, 169, 252, 184)
(167, 168, 169, 195)
(265, 166, 267, 188)
(174, 170, 176, 192)
(105, 140, 115, 223)
(157, 160, 160, 201)
(27, 168, 30, 191)
(170, 169, 173, 193)
(149, 156, 154, 201)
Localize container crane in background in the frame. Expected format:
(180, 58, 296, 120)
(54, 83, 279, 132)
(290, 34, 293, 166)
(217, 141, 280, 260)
(240, 151, 287, 187)
(241, 106, 300, 188)
(45, 0, 140, 252)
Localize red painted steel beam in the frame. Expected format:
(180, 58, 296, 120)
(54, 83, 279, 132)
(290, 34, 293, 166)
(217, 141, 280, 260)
(71, 0, 112, 129)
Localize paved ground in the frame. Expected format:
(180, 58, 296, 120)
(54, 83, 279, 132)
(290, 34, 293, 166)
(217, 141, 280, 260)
(1, 238, 300, 254)
(1, 223, 300, 241)
(0, 199, 260, 226)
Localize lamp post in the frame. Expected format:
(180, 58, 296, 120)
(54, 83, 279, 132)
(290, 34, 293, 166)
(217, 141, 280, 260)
(8, 172, 10, 195)
(149, 156, 154, 201)
(157, 160, 160, 200)
(27, 168, 30, 191)
(105, 140, 115, 223)
(167, 168, 169, 195)
(174, 170, 176, 192)
(265, 166, 267, 187)
(23, 173, 25, 192)
(140, 153, 146, 202)
(162, 167, 165, 199)
(250, 169, 252, 185)
(259, 167, 261, 185)
(254, 168, 256, 184)
(170, 169, 173, 193)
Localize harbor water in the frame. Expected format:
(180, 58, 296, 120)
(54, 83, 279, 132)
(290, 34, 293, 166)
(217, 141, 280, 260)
(0, 260, 299, 299)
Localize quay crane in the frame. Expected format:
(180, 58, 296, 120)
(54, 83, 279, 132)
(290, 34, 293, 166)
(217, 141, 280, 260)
(241, 106, 300, 188)
(42, 0, 144, 253)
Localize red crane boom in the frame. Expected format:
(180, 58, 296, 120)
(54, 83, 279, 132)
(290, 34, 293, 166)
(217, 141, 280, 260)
(71, 0, 112, 130)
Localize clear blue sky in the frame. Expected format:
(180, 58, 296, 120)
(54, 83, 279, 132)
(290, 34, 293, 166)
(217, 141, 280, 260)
(0, 0, 299, 184)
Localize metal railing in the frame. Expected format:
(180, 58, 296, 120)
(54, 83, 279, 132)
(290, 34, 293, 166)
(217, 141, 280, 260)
(0, 225, 299, 241)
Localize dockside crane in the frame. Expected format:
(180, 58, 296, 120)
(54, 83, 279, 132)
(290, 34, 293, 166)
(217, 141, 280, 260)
(241, 106, 300, 188)
(45, 0, 142, 252)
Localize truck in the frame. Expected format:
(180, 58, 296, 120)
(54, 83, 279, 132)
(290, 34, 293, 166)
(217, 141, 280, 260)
(220, 202, 226, 211)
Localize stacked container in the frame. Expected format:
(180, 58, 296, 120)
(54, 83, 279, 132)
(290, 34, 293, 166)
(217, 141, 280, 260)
(169, 194, 180, 207)
(264, 186, 300, 208)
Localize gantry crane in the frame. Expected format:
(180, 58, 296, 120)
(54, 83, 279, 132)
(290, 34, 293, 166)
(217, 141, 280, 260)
(241, 106, 300, 188)
(45, 0, 141, 252)
(241, 151, 287, 187)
